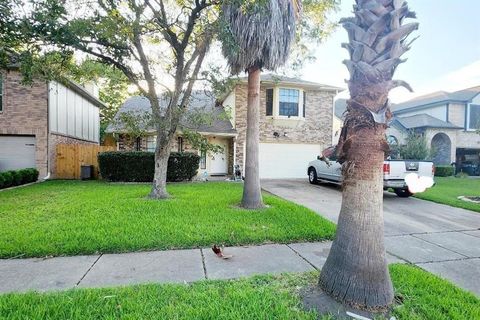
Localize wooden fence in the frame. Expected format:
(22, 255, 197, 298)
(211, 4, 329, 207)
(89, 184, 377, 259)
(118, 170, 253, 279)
(55, 144, 115, 179)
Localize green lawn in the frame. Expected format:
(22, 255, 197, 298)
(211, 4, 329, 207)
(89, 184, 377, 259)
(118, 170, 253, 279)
(414, 177, 480, 212)
(0, 181, 335, 258)
(0, 265, 478, 320)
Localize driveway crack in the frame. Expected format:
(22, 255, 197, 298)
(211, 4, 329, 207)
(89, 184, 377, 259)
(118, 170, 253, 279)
(410, 234, 469, 259)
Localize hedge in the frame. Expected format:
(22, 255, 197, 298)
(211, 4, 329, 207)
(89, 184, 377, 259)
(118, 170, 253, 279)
(0, 168, 39, 189)
(98, 151, 201, 182)
(434, 165, 454, 177)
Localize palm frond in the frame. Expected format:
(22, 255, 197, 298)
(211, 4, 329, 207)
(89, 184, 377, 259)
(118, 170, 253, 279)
(221, 0, 297, 74)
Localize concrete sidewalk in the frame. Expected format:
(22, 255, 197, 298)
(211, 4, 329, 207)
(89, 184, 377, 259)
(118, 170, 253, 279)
(262, 179, 480, 297)
(0, 241, 405, 294)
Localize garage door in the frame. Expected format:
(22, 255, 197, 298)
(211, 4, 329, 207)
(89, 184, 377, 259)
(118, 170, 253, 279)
(0, 135, 36, 172)
(259, 143, 321, 179)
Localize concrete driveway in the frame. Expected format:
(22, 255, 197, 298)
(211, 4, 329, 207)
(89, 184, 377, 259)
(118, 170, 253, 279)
(262, 179, 480, 296)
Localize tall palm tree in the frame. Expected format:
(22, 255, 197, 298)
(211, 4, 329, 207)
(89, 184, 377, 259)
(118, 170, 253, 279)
(221, 0, 300, 209)
(318, 0, 418, 310)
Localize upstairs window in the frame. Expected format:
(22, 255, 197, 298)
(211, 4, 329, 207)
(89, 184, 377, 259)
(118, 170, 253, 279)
(279, 88, 299, 117)
(266, 88, 273, 116)
(303, 91, 306, 118)
(0, 73, 3, 112)
(468, 104, 480, 131)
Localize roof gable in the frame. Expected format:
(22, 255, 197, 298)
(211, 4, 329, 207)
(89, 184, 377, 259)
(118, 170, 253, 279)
(392, 86, 480, 113)
(238, 74, 344, 91)
(393, 113, 462, 130)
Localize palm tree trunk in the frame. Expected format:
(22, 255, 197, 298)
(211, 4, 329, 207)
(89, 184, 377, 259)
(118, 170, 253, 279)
(241, 67, 264, 209)
(319, 123, 393, 310)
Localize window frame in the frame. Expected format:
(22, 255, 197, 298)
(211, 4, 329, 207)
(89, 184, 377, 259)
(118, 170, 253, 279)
(177, 136, 184, 152)
(278, 88, 300, 117)
(200, 150, 207, 169)
(265, 88, 274, 116)
(467, 104, 480, 131)
(146, 135, 156, 152)
(265, 87, 305, 120)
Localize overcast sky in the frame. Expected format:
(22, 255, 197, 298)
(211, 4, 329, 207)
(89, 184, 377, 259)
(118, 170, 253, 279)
(300, 0, 480, 102)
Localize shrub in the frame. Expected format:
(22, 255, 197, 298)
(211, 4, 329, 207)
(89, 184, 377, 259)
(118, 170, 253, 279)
(434, 165, 454, 177)
(98, 151, 200, 182)
(1, 172, 14, 188)
(9, 170, 22, 186)
(0, 168, 39, 190)
(167, 152, 201, 182)
(17, 168, 39, 184)
(399, 131, 434, 161)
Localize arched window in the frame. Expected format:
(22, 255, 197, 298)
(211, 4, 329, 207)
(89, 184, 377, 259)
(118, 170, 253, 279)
(387, 135, 398, 146)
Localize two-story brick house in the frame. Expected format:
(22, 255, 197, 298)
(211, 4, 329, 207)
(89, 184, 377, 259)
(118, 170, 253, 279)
(109, 75, 342, 179)
(390, 87, 480, 175)
(0, 69, 103, 179)
(335, 86, 480, 175)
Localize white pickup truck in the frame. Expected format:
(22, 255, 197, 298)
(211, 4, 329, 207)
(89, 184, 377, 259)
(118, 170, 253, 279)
(307, 146, 435, 198)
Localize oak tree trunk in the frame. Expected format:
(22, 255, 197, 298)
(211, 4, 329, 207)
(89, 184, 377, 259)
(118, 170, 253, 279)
(149, 136, 172, 199)
(319, 124, 393, 310)
(241, 67, 264, 209)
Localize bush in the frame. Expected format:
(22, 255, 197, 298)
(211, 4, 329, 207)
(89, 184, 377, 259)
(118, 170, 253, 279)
(17, 168, 40, 184)
(1, 172, 14, 188)
(434, 165, 454, 177)
(9, 170, 22, 186)
(167, 152, 201, 182)
(0, 168, 38, 190)
(98, 151, 200, 182)
(399, 131, 434, 161)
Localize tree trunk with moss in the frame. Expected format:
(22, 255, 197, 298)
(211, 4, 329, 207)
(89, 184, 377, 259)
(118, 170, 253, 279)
(319, 0, 418, 310)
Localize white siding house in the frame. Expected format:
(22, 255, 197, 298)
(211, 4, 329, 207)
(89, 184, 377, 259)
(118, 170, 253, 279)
(48, 81, 100, 143)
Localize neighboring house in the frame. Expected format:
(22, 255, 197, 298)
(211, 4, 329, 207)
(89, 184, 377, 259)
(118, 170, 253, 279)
(108, 75, 342, 179)
(0, 69, 103, 179)
(334, 86, 480, 175)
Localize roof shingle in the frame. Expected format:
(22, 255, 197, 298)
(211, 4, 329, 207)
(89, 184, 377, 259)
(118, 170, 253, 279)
(393, 114, 462, 130)
(106, 91, 237, 135)
(392, 86, 480, 113)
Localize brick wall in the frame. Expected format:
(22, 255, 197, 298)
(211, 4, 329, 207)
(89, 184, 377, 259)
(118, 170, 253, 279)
(233, 84, 334, 170)
(0, 70, 49, 177)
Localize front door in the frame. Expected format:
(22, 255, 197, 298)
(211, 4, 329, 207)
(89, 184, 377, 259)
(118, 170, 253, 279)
(210, 140, 228, 175)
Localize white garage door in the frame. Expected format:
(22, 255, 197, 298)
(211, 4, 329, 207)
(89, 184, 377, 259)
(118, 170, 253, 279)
(0, 135, 36, 172)
(259, 143, 321, 179)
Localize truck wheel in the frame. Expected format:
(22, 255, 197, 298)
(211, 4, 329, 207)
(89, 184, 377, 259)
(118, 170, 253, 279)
(395, 188, 413, 198)
(308, 168, 318, 185)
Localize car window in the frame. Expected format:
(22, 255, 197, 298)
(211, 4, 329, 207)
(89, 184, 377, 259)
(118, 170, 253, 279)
(322, 146, 337, 161)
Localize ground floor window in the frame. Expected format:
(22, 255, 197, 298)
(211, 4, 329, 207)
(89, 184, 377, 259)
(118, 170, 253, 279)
(200, 150, 206, 169)
(177, 137, 184, 152)
(146, 135, 156, 152)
